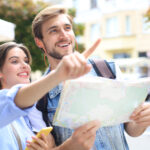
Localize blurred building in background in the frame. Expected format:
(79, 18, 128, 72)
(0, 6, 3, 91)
(75, 0, 150, 79)
(44, 0, 73, 7)
(0, 19, 15, 42)
(45, 0, 150, 79)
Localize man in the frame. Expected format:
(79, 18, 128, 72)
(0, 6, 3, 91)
(32, 5, 150, 150)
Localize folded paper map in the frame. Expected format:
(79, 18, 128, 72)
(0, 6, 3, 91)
(53, 77, 150, 129)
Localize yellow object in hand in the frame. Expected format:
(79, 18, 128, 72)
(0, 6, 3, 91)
(25, 127, 53, 150)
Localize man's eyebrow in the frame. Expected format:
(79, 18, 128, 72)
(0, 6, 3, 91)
(47, 23, 72, 32)
(64, 23, 72, 27)
(47, 26, 57, 32)
(65, 23, 71, 26)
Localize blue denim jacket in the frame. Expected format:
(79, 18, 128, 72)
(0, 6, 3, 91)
(46, 62, 129, 150)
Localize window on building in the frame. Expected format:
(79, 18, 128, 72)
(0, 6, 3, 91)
(90, 23, 100, 42)
(105, 0, 116, 5)
(113, 53, 130, 59)
(90, 0, 97, 9)
(142, 17, 150, 33)
(125, 16, 131, 35)
(136, 67, 148, 78)
(106, 17, 119, 37)
(138, 52, 147, 57)
(105, 0, 114, 2)
(73, 0, 78, 8)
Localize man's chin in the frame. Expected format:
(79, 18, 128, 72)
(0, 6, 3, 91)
(48, 48, 74, 60)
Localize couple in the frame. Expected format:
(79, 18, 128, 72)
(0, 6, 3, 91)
(0, 5, 150, 150)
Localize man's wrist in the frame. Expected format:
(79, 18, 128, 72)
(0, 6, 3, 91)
(56, 139, 71, 150)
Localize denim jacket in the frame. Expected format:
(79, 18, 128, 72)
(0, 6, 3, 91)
(45, 61, 129, 150)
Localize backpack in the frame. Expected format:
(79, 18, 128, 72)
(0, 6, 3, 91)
(89, 59, 116, 79)
(36, 59, 116, 126)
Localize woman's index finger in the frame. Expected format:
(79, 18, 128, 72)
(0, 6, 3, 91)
(82, 38, 101, 59)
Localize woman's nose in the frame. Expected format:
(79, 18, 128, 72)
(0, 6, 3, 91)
(21, 61, 28, 69)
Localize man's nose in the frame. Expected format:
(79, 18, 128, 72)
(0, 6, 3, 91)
(59, 29, 67, 38)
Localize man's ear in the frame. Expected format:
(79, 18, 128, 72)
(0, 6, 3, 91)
(34, 38, 44, 49)
(34, 38, 47, 53)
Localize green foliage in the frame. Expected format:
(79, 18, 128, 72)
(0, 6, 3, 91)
(73, 23, 85, 36)
(0, 0, 48, 71)
(76, 43, 85, 53)
(145, 7, 150, 21)
(68, 8, 85, 53)
(68, 8, 76, 18)
(0, 0, 85, 70)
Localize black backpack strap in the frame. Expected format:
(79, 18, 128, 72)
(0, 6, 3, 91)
(89, 59, 116, 79)
(36, 94, 50, 127)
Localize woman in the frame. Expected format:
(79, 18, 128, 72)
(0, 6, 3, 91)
(0, 41, 100, 150)
(0, 42, 55, 150)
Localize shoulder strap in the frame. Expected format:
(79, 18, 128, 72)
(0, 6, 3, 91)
(89, 59, 116, 79)
(10, 123, 23, 150)
(36, 94, 50, 127)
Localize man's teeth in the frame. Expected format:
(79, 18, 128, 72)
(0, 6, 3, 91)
(59, 44, 69, 47)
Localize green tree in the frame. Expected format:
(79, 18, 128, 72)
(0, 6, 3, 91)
(0, 0, 48, 71)
(0, 0, 85, 70)
(68, 8, 85, 53)
(146, 7, 150, 21)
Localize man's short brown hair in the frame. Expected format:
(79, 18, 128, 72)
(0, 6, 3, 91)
(32, 5, 73, 40)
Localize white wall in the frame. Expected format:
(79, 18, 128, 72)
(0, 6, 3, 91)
(99, 0, 150, 13)
(125, 130, 150, 150)
(0, 19, 15, 42)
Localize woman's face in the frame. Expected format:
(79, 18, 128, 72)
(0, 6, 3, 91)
(0, 47, 31, 89)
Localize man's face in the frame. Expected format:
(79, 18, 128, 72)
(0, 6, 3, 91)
(41, 14, 75, 59)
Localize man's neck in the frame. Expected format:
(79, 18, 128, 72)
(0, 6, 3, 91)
(48, 57, 61, 70)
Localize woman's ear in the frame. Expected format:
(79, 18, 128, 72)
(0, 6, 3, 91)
(0, 71, 2, 78)
(0, 72, 3, 79)
(0, 72, 3, 89)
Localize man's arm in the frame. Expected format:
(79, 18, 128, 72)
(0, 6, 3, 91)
(57, 120, 100, 150)
(124, 122, 146, 137)
(125, 102, 150, 137)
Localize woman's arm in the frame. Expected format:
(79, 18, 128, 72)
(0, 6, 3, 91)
(0, 85, 28, 127)
(14, 52, 91, 108)
(14, 39, 101, 109)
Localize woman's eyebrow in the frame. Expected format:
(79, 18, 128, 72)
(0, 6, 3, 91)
(8, 56, 19, 60)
